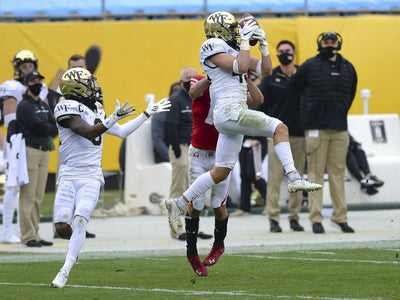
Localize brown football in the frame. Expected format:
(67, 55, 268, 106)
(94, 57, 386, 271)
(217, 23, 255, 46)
(239, 13, 259, 46)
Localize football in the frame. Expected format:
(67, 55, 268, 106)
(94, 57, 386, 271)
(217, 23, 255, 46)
(239, 13, 259, 46)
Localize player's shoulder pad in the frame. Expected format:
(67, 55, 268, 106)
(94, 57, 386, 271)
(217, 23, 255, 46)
(200, 38, 227, 59)
(0, 80, 24, 99)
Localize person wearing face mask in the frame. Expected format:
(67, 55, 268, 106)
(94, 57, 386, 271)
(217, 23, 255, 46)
(165, 66, 198, 240)
(257, 40, 306, 233)
(16, 71, 58, 247)
(291, 31, 358, 234)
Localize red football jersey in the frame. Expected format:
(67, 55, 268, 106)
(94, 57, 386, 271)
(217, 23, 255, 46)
(190, 75, 219, 151)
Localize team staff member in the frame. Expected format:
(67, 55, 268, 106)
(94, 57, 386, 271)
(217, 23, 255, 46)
(16, 71, 57, 247)
(292, 31, 357, 234)
(165, 66, 197, 240)
(258, 40, 306, 233)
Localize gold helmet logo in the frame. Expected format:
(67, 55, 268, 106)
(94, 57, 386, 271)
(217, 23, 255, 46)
(204, 11, 238, 43)
(59, 67, 100, 101)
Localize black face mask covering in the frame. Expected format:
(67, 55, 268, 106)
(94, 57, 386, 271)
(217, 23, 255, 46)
(28, 83, 42, 96)
(319, 46, 338, 58)
(183, 81, 191, 92)
(278, 52, 294, 65)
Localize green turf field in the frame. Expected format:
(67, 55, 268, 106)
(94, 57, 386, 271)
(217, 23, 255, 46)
(0, 247, 399, 299)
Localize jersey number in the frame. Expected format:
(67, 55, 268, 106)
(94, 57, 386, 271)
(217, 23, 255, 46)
(91, 118, 102, 146)
(232, 72, 247, 83)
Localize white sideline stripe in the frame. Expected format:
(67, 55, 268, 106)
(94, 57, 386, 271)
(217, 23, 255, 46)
(233, 254, 399, 264)
(0, 282, 379, 299)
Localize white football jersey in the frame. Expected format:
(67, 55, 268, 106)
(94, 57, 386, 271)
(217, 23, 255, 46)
(0, 79, 49, 103)
(55, 99, 106, 168)
(200, 38, 248, 125)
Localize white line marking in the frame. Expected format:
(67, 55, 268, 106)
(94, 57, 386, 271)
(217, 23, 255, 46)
(233, 254, 399, 264)
(0, 282, 381, 299)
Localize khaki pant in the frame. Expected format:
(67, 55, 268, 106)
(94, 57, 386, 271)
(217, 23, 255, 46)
(19, 147, 49, 244)
(168, 144, 189, 237)
(305, 130, 349, 224)
(266, 136, 306, 222)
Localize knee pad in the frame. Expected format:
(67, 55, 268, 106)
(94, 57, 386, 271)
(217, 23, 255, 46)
(73, 215, 88, 234)
(55, 222, 72, 240)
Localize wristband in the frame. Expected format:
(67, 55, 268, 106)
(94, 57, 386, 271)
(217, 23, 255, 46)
(102, 114, 118, 129)
(259, 44, 270, 56)
(240, 40, 250, 51)
(143, 110, 150, 118)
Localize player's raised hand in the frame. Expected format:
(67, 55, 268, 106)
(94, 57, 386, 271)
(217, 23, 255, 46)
(103, 99, 136, 128)
(145, 97, 171, 117)
(239, 19, 258, 42)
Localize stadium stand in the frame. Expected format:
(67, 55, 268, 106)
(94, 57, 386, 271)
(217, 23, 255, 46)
(0, 0, 399, 21)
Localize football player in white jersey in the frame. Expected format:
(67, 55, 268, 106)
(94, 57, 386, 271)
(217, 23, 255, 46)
(51, 67, 171, 288)
(0, 50, 49, 244)
(166, 11, 322, 233)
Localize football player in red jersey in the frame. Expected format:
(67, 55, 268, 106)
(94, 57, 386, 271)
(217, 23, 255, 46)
(185, 73, 264, 276)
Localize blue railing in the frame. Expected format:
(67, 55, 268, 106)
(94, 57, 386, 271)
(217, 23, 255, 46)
(0, 0, 399, 21)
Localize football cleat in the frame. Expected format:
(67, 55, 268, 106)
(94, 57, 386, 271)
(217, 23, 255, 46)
(188, 255, 208, 277)
(203, 246, 225, 266)
(51, 269, 69, 288)
(288, 177, 322, 193)
(164, 198, 182, 235)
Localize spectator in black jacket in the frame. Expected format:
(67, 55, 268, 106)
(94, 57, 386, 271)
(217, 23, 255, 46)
(292, 31, 357, 234)
(16, 71, 58, 247)
(258, 40, 306, 233)
(151, 82, 181, 163)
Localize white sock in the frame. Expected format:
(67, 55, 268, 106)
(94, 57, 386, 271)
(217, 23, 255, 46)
(62, 215, 88, 274)
(274, 142, 296, 174)
(1, 186, 18, 233)
(181, 171, 215, 209)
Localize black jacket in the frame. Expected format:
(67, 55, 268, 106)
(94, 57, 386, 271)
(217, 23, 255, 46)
(165, 89, 193, 158)
(258, 65, 304, 136)
(291, 54, 357, 131)
(16, 95, 58, 150)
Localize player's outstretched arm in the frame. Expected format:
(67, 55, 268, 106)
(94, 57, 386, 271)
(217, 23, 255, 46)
(107, 97, 171, 138)
(250, 26, 273, 77)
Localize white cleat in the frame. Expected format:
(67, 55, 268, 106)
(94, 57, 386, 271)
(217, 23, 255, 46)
(164, 198, 182, 235)
(288, 177, 322, 193)
(51, 269, 69, 288)
(0, 232, 20, 244)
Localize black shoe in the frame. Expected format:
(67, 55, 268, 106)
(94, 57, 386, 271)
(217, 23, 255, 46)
(198, 232, 213, 239)
(330, 221, 355, 233)
(366, 186, 379, 195)
(86, 231, 96, 238)
(312, 222, 325, 234)
(177, 233, 187, 241)
(290, 219, 304, 232)
(369, 175, 384, 188)
(270, 220, 282, 233)
(26, 240, 42, 247)
(39, 239, 53, 246)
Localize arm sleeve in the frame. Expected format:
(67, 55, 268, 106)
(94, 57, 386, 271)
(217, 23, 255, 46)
(106, 113, 147, 138)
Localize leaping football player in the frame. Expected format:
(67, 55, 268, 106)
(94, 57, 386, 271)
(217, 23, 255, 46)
(166, 11, 322, 234)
